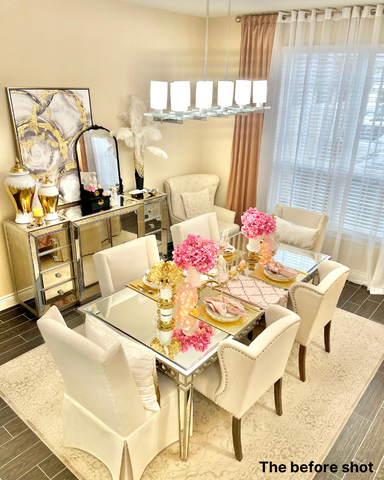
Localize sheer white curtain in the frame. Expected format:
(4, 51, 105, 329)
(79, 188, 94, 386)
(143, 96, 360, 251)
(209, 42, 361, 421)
(258, 6, 384, 294)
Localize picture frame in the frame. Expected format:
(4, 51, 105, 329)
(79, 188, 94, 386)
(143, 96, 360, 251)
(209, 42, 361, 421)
(7, 87, 93, 208)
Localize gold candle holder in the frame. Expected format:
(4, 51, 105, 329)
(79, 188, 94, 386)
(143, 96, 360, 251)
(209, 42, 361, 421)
(247, 251, 261, 271)
(32, 207, 45, 227)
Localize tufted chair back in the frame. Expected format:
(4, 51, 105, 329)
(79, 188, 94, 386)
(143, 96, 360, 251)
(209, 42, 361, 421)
(274, 203, 329, 252)
(164, 174, 220, 224)
(289, 260, 349, 347)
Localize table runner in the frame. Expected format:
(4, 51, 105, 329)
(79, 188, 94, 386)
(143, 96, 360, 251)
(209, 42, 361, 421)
(218, 276, 289, 310)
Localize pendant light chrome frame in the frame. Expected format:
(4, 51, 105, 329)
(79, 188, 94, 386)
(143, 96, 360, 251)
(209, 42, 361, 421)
(145, 0, 270, 124)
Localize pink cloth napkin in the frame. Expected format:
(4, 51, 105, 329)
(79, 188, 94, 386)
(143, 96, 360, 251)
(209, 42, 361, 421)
(217, 277, 288, 311)
(205, 296, 246, 316)
(265, 262, 297, 279)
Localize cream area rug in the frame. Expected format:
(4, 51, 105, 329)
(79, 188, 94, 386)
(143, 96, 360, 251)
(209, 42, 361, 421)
(0, 309, 383, 480)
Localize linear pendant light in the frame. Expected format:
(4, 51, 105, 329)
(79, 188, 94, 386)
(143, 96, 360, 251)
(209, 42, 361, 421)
(145, 0, 270, 124)
(195, 0, 214, 115)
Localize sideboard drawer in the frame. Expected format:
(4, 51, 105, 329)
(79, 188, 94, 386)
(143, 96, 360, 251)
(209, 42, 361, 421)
(145, 219, 161, 235)
(145, 202, 161, 220)
(44, 280, 75, 302)
(41, 263, 74, 289)
(37, 229, 70, 253)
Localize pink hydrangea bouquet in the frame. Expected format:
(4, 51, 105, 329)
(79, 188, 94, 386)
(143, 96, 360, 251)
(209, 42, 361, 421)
(173, 234, 220, 274)
(241, 207, 276, 239)
(172, 321, 214, 353)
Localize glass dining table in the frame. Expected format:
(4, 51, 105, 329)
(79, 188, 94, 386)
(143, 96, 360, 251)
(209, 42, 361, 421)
(79, 234, 330, 461)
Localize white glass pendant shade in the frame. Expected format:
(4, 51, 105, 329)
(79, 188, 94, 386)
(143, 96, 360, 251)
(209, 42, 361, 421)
(170, 81, 191, 115)
(217, 80, 234, 111)
(150, 81, 168, 113)
(196, 81, 213, 113)
(253, 80, 267, 106)
(235, 80, 252, 108)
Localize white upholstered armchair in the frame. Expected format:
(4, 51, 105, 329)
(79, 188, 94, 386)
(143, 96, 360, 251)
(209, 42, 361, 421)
(274, 203, 329, 252)
(193, 305, 300, 461)
(289, 260, 349, 382)
(94, 235, 160, 297)
(37, 307, 178, 480)
(164, 174, 240, 237)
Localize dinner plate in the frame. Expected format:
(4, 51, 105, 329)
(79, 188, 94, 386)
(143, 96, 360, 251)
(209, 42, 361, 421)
(205, 303, 242, 323)
(264, 267, 297, 283)
(142, 275, 159, 290)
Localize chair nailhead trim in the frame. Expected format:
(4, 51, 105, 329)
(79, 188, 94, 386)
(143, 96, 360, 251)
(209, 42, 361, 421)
(214, 319, 300, 405)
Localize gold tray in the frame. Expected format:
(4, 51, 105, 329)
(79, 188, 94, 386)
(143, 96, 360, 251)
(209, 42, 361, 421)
(127, 278, 160, 301)
(223, 248, 247, 264)
(249, 266, 307, 289)
(190, 294, 262, 335)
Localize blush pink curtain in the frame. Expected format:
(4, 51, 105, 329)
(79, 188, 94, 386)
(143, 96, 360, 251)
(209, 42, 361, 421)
(226, 14, 277, 224)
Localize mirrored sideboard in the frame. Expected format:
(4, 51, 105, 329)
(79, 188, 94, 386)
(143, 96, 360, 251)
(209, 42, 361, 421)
(3, 193, 169, 317)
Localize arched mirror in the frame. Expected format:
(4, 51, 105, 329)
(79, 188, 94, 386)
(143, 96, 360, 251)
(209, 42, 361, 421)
(75, 125, 123, 197)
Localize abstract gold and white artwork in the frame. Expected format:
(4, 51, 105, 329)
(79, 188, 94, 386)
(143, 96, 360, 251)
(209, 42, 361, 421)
(7, 88, 93, 206)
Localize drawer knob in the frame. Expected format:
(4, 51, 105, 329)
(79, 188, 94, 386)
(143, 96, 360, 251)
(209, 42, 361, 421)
(57, 289, 64, 295)
(148, 209, 154, 215)
(98, 199, 104, 206)
(149, 223, 155, 228)
(55, 272, 62, 278)
(53, 255, 59, 262)
(52, 238, 58, 245)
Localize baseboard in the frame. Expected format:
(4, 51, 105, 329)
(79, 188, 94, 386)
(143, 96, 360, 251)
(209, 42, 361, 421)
(0, 292, 19, 311)
(0, 286, 34, 312)
(348, 269, 367, 287)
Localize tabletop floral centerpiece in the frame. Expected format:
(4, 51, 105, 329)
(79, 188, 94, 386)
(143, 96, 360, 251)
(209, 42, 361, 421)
(173, 234, 220, 287)
(241, 208, 278, 265)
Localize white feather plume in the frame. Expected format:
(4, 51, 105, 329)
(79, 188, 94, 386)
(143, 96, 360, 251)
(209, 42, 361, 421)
(114, 127, 135, 149)
(112, 94, 167, 163)
(146, 146, 168, 159)
(117, 111, 130, 123)
(128, 95, 147, 134)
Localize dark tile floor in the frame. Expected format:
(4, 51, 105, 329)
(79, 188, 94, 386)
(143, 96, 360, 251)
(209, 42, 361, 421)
(0, 304, 83, 480)
(0, 282, 383, 479)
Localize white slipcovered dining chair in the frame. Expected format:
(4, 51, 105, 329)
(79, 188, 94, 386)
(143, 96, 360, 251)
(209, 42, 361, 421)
(274, 203, 329, 252)
(289, 260, 349, 382)
(170, 212, 220, 246)
(94, 235, 160, 297)
(37, 307, 178, 480)
(193, 305, 300, 461)
(164, 174, 240, 237)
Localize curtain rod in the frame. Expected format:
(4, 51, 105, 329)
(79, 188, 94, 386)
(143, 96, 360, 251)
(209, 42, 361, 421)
(235, 5, 377, 22)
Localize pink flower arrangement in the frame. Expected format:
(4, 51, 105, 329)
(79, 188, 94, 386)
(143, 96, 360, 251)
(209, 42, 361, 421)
(172, 321, 214, 353)
(173, 234, 220, 274)
(241, 207, 276, 239)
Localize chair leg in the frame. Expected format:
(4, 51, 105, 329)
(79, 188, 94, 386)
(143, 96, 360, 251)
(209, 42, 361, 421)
(232, 417, 243, 461)
(274, 378, 283, 416)
(324, 321, 331, 353)
(299, 345, 307, 382)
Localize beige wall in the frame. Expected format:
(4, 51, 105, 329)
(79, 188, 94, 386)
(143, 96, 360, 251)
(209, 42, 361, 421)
(0, 0, 208, 300)
(200, 16, 241, 207)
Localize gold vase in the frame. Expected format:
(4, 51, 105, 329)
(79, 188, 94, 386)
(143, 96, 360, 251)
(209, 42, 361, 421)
(38, 177, 59, 220)
(4, 158, 36, 224)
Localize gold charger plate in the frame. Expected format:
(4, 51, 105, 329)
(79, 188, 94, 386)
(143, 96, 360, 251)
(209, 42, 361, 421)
(190, 294, 262, 335)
